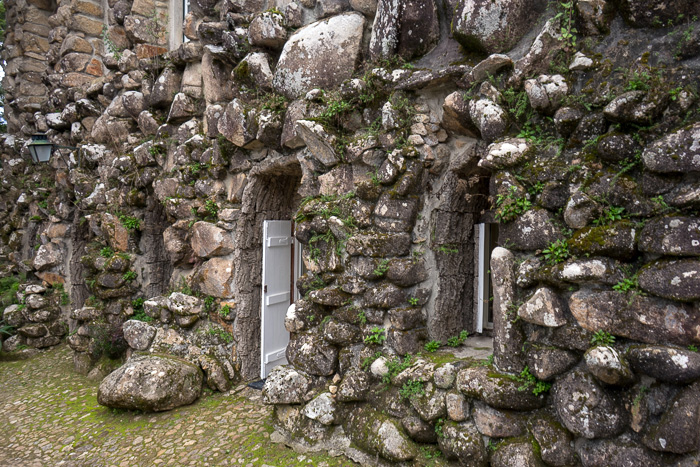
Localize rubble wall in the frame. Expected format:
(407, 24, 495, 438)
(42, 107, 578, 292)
(1, 0, 700, 464)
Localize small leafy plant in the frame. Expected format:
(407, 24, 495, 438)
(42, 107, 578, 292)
(100, 247, 114, 258)
(542, 239, 569, 265)
(447, 330, 468, 347)
(399, 380, 425, 400)
(495, 186, 532, 222)
(424, 340, 440, 353)
(688, 344, 698, 352)
(591, 330, 616, 346)
(207, 326, 234, 344)
(219, 305, 232, 318)
(118, 214, 141, 231)
(511, 366, 552, 396)
(364, 326, 386, 345)
(555, 1, 578, 50)
(593, 206, 625, 226)
(204, 199, 219, 219)
(613, 276, 639, 293)
(434, 418, 445, 438)
(382, 354, 413, 385)
(436, 244, 459, 254)
(372, 259, 390, 277)
(407, 297, 419, 306)
(356, 310, 367, 325)
(122, 271, 137, 282)
(203, 295, 216, 313)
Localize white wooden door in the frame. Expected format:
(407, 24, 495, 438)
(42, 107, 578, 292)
(261, 220, 294, 379)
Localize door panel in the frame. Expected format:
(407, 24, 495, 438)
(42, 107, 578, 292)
(261, 220, 293, 379)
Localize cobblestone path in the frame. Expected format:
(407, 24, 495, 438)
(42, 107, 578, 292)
(0, 345, 356, 467)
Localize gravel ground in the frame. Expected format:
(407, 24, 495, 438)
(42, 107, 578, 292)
(0, 344, 356, 467)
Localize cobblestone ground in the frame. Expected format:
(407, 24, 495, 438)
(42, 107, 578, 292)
(0, 345, 356, 467)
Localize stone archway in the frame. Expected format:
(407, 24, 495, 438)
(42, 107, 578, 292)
(231, 154, 302, 380)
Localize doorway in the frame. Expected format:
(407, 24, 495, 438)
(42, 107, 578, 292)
(260, 220, 302, 379)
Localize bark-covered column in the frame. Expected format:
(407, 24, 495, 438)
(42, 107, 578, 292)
(491, 246, 526, 373)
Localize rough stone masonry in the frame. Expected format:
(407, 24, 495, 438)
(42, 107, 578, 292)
(2, 0, 700, 464)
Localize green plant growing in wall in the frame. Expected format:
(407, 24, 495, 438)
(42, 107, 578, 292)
(510, 366, 552, 396)
(204, 199, 219, 220)
(100, 247, 114, 258)
(203, 295, 216, 313)
(0, 276, 21, 306)
(591, 330, 616, 346)
(424, 340, 440, 353)
(542, 239, 569, 265)
(364, 326, 386, 345)
(52, 283, 70, 306)
(495, 186, 532, 222)
(383, 354, 413, 385)
(613, 276, 640, 293)
(592, 206, 625, 226)
(399, 380, 425, 400)
(101, 26, 124, 61)
(122, 271, 137, 282)
(372, 259, 390, 277)
(447, 330, 468, 347)
(219, 304, 232, 318)
(118, 214, 141, 232)
(434, 418, 445, 438)
(207, 326, 234, 344)
(554, 1, 578, 50)
(407, 296, 419, 306)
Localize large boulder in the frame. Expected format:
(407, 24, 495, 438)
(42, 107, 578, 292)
(190, 221, 234, 258)
(437, 420, 488, 466)
(517, 287, 566, 327)
(345, 405, 419, 461)
(529, 416, 578, 466)
(567, 221, 637, 260)
(122, 320, 156, 351)
(627, 345, 700, 384)
(456, 366, 545, 411)
(643, 382, 700, 454)
(369, 0, 439, 61)
(576, 438, 665, 467)
(97, 354, 203, 411)
(262, 366, 312, 404)
(638, 259, 700, 301)
(584, 345, 635, 386)
(639, 216, 700, 256)
(191, 257, 235, 298)
(452, 0, 547, 54)
(286, 330, 338, 376)
(642, 123, 700, 173)
(273, 13, 365, 98)
(569, 290, 700, 346)
(33, 243, 63, 271)
(553, 370, 626, 439)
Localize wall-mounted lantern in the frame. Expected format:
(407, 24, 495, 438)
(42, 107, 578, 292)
(28, 133, 79, 165)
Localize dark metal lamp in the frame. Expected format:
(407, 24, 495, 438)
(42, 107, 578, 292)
(28, 133, 79, 165)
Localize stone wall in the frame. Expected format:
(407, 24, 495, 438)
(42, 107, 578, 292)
(1, 0, 700, 464)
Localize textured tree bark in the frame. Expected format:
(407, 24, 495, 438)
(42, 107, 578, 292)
(69, 210, 90, 310)
(491, 247, 527, 373)
(140, 199, 172, 298)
